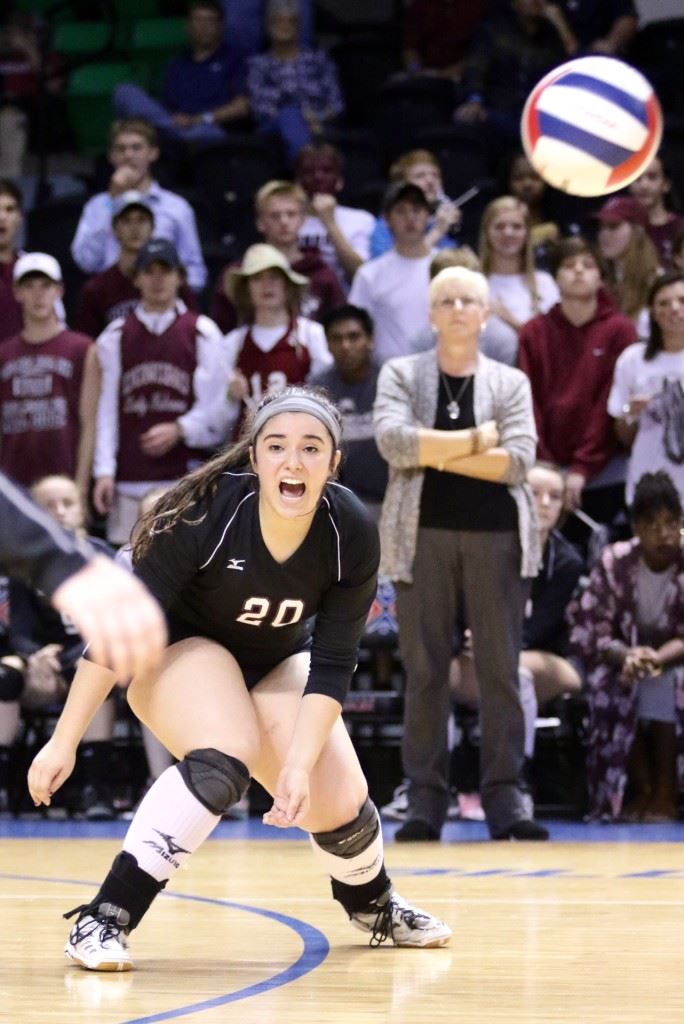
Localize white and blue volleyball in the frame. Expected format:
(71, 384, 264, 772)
(521, 56, 662, 197)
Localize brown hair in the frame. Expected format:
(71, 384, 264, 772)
(601, 223, 659, 320)
(255, 179, 307, 215)
(430, 246, 480, 278)
(644, 270, 684, 361)
(548, 235, 603, 279)
(231, 268, 304, 323)
(132, 386, 342, 561)
(109, 118, 158, 149)
(478, 195, 541, 311)
(390, 149, 440, 182)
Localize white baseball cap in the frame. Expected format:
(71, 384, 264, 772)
(13, 252, 63, 283)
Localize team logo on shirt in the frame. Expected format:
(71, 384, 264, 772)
(227, 558, 245, 571)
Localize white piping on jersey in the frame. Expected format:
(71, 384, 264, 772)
(199, 491, 256, 570)
(320, 495, 342, 582)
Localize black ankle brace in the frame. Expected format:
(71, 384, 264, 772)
(331, 867, 391, 916)
(65, 852, 166, 931)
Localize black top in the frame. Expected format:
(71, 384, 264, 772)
(523, 530, 584, 654)
(419, 374, 518, 532)
(133, 471, 380, 705)
(0, 472, 91, 597)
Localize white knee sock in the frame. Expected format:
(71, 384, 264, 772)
(123, 765, 220, 883)
(519, 666, 538, 759)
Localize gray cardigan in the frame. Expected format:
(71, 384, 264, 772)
(373, 349, 541, 582)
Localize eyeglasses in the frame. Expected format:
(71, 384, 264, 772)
(434, 296, 482, 310)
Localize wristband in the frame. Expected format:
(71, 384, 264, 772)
(621, 402, 637, 425)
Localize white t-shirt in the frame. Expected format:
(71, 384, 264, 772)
(299, 204, 376, 290)
(481, 271, 560, 366)
(348, 248, 432, 364)
(608, 342, 684, 503)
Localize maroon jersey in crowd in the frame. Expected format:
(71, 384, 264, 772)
(210, 247, 345, 334)
(0, 329, 91, 486)
(117, 309, 203, 482)
(231, 321, 312, 437)
(0, 257, 22, 345)
(76, 263, 198, 339)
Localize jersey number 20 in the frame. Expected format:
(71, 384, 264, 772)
(237, 597, 304, 627)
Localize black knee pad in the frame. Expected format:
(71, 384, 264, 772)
(177, 748, 250, 816)
(0, 663, 23, 702)
(312, 797, 379, 858)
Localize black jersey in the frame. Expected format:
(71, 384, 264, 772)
(133, 471, 380, 705)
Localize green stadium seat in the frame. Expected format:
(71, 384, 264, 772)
(53, 21, 113, 57)
(66, 62, 136, 155)
(130, 17, 186, 93)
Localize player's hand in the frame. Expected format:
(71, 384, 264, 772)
(311, 192, 337, 223)
(28, 737, 77, 807)
(51, 556, 167, 680)
(140, 421, 182, 457)
(262, 764, 310, 828)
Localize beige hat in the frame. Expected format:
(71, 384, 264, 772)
(226, 243, 307, 301)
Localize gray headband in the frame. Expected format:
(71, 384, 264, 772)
(250, 394, 341, 448)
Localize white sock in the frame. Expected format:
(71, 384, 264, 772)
(308, 807, 384, 886)
(123, 765, 220, 883)
(519, 666, 538, 759)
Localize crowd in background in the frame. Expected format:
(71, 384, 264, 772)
(0, 0, 683, 833)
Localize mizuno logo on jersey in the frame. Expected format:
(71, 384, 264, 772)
(227, 558, 245, 571)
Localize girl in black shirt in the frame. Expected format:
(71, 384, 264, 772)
(28, 386, 450, 971)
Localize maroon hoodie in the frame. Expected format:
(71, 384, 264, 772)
(210, 247, 345, 334)
(518, 289, 637, 481)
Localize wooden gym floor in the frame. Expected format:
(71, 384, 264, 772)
(1, 818, 684, 1024)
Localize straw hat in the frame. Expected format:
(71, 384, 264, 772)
(226, 244, 308, 302)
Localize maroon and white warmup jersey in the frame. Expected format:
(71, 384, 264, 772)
(76, 263, 198, 340)
(94, 301, 226, 485)
(0, 329, 91, 486)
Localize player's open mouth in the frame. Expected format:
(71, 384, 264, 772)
(279, 478, 306, 499)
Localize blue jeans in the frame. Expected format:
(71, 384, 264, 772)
(114, 83, 227, 144)
(258, 105, 312, 163)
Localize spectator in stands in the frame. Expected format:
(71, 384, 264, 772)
(402, 0, 488, 80)
(114, 0, 249, 144)
(220, 0, 314, 55)
(2, 474, 117, 819)
(370, 149, 462, 259)
(454, 0, 569, 144)
(554, 0, 638, 55)
(71, 119, 207, 292)
(506, 152, 563, 268)
(218, 242, 332, 436)
(295, 142, 376, 290)
(595, 195, 660, 337)
(374, 265, 547, 842)
(92, 239, 225, 545)
(629, 153, 684, 270)
(76, 191, 197, 340)
(312, 305, 387, 516)
(0, 253, 98, 498)
(247, 0, 344, 163)
(672, 230, 684, 275)
(349, 182, 433, 365)
(518, 236, 636, 516)
(0, 178, 23, 344)
(478, 195, 559, 366)
(609, 272, 684, 506)
(412, 246, 481, 355)
(568, 471, 684, 822)
(211, 179, 344, 334)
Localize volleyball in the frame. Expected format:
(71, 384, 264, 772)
(521, 56, 662, 197)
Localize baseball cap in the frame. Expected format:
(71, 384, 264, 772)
(382, 181, 431, 213)
(135, 238, 182, 272)
(111, 190, 154, 222)
(13, 252, 62, 283)
(226, 243, 308, 301)
(593, 196, 649, 228)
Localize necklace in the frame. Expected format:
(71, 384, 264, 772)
(440, 372, 473, 420)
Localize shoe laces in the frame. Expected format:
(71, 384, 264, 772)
(64, 902, 129, 946)
(363, 892, 421, 947)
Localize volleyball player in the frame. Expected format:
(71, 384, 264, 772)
(28, 386, 451, 971)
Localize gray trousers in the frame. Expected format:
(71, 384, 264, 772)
(396, 528, 530, 837)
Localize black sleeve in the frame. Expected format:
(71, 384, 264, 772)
(305, 504, 380, 705)
(7, 580, 42, 659)
(132, 511, 202, 610)
(0, 474, 91, 598)
(523, 545, 584, 654)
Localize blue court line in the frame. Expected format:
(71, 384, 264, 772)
(0, 872, 329, 1024)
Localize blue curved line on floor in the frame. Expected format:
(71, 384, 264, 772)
(0, 872, 329, 1023)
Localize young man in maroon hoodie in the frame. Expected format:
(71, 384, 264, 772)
(518, 236, 637, 519)
(210, 179, 345, 333)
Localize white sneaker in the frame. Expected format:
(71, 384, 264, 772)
(380, 781, 409, 822)
(350, 889, 451, 948)
(64, 903, 133, 972)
